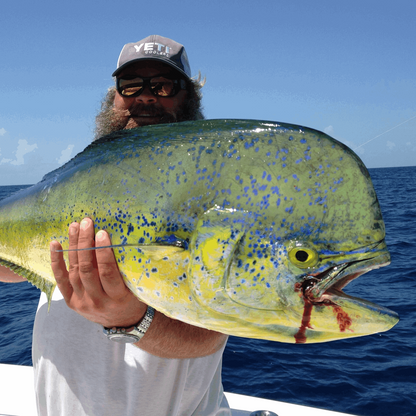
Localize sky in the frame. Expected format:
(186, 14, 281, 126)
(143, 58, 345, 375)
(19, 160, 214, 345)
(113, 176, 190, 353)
(0, 0, 415, 185)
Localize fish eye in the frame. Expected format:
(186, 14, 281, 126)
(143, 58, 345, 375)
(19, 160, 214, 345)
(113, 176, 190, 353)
(289, 246, 319, 269)
(295, 250, 309, 262)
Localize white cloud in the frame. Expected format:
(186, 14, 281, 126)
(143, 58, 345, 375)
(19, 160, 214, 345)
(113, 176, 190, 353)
(0, 139, 38, 166)
(324, 125, 334, 136)
(11, 140, 38, 165)
(57, 144, 74, 165)
(0, 128, 6, 136)
(405, 141, 416, 151)
(386, 141, 396, 150)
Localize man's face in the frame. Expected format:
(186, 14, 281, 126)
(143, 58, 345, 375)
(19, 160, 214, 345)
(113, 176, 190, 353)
(114, 61, 188, 129)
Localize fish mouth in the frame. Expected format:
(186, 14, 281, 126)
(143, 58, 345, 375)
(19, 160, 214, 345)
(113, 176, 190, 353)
(299, 240, 391, 306)
(300, 258, 387, 305)
(292, 247, 399, 343)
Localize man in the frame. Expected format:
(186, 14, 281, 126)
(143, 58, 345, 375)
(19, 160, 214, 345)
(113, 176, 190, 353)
(2, 35, 231, 415)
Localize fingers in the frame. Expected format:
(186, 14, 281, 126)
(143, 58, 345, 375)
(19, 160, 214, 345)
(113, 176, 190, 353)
(95, 229, 127, 298)
(74, 218, 105, 301)
(66, 218, 123, 300)
(66, 222, 84, 296)
(52, 217, 126, 303)
(50, 218, 145, 327)
(50, 240, 73, 300)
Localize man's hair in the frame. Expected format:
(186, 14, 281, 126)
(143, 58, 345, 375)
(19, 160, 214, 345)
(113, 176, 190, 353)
(93, 75, 205, 141)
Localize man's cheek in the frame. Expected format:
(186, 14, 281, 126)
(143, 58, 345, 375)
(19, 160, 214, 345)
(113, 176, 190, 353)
(114, 93, 133, 111)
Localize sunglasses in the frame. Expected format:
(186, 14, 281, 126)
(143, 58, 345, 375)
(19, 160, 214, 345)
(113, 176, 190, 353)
(116, 75, 187, 98)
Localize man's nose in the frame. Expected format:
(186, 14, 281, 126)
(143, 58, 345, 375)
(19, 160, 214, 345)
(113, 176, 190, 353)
(135, 86, 157, 104)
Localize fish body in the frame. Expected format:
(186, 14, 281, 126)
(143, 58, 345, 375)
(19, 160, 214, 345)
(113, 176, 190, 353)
(0, 119, 399, 343)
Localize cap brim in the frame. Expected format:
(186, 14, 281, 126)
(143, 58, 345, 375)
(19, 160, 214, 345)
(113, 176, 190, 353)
(112, 57, 191, 80)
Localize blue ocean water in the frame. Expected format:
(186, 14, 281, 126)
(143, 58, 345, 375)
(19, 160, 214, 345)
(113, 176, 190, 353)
(0, 167, 415, 416)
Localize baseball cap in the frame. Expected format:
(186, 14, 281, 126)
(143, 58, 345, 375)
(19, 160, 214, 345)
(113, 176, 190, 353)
(112, 35, 192, 80)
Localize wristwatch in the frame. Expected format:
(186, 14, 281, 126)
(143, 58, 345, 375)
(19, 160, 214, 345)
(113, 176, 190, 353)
(103, 306, 155, 343)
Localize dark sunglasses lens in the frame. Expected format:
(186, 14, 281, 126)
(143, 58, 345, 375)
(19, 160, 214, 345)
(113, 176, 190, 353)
(118, 77, 144, 97)
(118, 77, 180, 97)
(149, 77, 176, 97)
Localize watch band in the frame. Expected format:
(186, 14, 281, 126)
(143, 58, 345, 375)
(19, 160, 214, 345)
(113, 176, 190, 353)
(136, 305, 155, 336)
(103, 306, 155, 343)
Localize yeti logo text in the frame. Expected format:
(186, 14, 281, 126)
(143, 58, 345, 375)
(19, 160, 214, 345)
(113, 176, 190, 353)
(134, 42, 171, 57)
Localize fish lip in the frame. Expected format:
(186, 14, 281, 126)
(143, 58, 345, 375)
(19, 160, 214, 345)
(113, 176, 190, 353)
(301, 254, 391, 305)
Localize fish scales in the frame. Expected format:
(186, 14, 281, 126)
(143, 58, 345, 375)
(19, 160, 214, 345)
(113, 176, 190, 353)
(0, 119, 399, 343)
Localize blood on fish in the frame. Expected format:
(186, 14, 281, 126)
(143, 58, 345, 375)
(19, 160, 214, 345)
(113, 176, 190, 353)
(294, 299, 314, 344)
(331, 305, 353, 332)
(294, 279, 353, 342)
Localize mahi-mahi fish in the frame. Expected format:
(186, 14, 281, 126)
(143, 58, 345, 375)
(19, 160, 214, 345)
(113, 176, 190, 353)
(0, 119, 399, 343)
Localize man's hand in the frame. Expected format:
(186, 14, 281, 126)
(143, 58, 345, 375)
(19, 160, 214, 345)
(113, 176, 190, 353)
(50, 218, 146, 328)
(50, 217, 228, 358)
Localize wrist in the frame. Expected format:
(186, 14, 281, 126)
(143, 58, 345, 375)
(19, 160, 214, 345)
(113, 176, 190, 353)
(103, 305, 155, 343)
(101, 299, 147, 328)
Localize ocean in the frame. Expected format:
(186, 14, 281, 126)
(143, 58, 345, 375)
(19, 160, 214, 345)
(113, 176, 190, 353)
(0, 166, 415, 416)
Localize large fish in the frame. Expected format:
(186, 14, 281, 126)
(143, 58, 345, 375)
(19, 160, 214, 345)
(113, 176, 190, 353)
(0, 119, 399, 343)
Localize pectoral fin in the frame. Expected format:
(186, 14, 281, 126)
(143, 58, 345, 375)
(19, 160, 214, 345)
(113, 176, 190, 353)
(189, 207, 250, 302)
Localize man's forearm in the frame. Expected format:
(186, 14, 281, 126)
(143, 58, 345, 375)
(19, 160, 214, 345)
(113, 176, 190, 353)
(0, 265, 26, 283)
(135, 310, 228, 359)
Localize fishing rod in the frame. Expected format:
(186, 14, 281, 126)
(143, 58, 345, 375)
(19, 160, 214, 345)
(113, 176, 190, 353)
(354, 114, 416, 150)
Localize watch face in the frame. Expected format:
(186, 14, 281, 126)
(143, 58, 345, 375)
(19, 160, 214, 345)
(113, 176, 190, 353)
(107, 333, 140, 343)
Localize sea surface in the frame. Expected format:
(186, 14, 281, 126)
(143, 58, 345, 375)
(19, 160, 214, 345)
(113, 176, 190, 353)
(0, 166, 415, 416)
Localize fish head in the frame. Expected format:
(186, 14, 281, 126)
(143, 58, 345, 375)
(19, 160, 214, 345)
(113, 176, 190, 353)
(188, 206, 397, 343)
(182, 124, 399, 343)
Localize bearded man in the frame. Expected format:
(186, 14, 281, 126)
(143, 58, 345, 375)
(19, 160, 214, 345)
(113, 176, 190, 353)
(4, 35, 231, 416)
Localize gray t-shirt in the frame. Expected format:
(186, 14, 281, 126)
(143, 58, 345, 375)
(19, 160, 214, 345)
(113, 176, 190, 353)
(33, 289, 230, 416)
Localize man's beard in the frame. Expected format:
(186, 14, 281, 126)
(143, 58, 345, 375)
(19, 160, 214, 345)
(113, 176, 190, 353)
(94, 85, 204, 141)
(94, 91, 185, 140)
(123, 102, 182, 128)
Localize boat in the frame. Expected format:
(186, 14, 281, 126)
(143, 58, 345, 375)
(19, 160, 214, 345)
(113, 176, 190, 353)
(0, 363, 355, 416)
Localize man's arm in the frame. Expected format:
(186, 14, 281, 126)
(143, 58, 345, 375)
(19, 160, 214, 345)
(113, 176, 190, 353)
(50, 218, 227, 359)
(0, 265, 26, 283)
